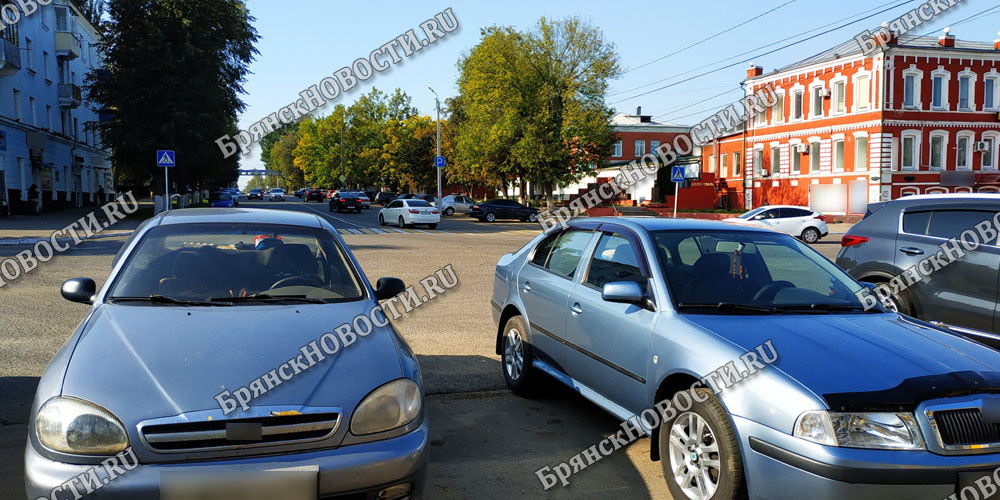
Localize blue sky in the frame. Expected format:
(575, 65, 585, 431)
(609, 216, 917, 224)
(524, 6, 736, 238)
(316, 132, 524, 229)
(237, 0, 1000, 176)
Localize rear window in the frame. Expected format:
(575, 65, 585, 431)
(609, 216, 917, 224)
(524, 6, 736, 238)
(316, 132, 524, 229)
(407, 200, 431, 207)
(927, 210, 997, 241)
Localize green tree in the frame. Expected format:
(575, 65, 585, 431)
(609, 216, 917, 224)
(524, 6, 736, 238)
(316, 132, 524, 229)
(88, 0, 259, 194)
(269, 129, 304, 188)
(293, 106, 349, 189)
(245, 175, 266, 190)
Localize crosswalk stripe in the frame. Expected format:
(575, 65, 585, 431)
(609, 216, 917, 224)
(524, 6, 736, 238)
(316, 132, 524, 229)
(367, 228, 386, 234)
(347, 228, 364, 234)
(388, 228, 407, 233)
(336, 228, 350, 234)
(412, 229, 432, 234)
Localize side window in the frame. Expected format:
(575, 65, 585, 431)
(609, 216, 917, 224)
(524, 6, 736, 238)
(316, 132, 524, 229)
(758, 209, 779, 219)
(530, 233, 559, 267)
(781, 208, 811, 218)
(545, 231, 593, 277)
(677, 237, 702, 265)
(902, 211, 930, 235)
(586, 233, 646, 288)
(927, 211, 997, 242)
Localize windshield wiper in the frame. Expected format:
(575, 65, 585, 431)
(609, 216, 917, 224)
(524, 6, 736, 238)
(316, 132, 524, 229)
(772, 303, 879, 313)
(209, 294, 326, 304)
(109, 295, 222, 306)
(676, 302, 776, 314)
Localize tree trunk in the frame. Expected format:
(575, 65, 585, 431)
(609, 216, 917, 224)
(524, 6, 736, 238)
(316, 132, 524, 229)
(518, 178, 527, 205)
(544, 182, 554, 211)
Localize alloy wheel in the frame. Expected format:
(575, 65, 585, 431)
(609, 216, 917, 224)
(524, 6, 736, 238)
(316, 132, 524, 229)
(504, 328, 524, 381)
(486, 212, 496, 222)
(669, 412, 721, 500)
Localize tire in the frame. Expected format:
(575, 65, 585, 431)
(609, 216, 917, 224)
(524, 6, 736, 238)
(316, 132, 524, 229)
(660, 388, 747, 500)
(379, 214, 386, 226)
(527, 213, 538, 223)
(800, 227, 821, 244)
(485, 212, 496, 223)
(398, 216, 407, 228)
(356, 208, 362, 214)
(428, 224, 438, 229)
(869, 280, 914, 316)
(501, 315, 536, 396)
(445, 207, 455, 216)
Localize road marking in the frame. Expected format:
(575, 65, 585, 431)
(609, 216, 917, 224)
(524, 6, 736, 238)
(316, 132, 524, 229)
(368, 228, 386, 234)
(412, 229, 432, 234)
(387, 228, 407, 233)
(295, 202, 370, 229)
(347, 228, 364, 234)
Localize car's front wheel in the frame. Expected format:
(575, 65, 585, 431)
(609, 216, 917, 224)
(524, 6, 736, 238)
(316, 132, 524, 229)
(661, 389, 746, 500)
(800, 227, 821, 243)
(378, 214, 386, 225)
(501, 315, 536, 396)
(445, 207, 455, 216)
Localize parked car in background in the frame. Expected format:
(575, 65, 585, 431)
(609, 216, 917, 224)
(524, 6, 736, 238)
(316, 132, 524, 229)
(441, 195, 476, 216)
(329, 191, 363, 213)
(492, 217, 1000, 500)
(358, 192, 372, 209)
(294, 188, 307, 198)
(303, 187, 325, 202)
(837, 193, 1000, 343)
(268, 188, 285, 201)
(416, 194, 436, 204)
(724, 205, 828, 243)
(376, 192, 398, 206)
(27, 208, 425, 499)
(469, 199, 539, 222)
(247, 188, 263, 200)
(379, 199, 440, 229)
(208, 191, 235, 208)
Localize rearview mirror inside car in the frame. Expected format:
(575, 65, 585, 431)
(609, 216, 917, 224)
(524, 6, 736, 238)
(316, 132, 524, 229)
(61, 278, 96, 304)
(375, 277, 406, 300)
(601, 281, 644, 304)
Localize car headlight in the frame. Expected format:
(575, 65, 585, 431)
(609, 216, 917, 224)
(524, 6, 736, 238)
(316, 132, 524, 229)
(36, 397, 129, 455)
(794, 410, 924, 450)
(350, 379, 421, 436)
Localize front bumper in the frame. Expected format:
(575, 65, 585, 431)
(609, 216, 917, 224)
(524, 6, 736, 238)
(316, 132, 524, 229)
(735, 415, 1000, 500)
(25, 420, 428, 499)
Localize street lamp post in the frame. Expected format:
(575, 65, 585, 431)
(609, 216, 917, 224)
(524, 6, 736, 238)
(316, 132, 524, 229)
(429, 87, 441, 208)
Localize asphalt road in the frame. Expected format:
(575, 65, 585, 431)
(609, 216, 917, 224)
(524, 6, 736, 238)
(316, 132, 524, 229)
(0, 203, 844, 499)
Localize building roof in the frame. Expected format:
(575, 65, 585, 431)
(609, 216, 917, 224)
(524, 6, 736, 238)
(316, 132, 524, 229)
(760, 34, 1000, 78)
(610, 113, 689, 131)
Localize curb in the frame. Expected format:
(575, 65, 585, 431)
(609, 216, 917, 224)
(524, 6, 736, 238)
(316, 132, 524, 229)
(0, 231, 133, 247)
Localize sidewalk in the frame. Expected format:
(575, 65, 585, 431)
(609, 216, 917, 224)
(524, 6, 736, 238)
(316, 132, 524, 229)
(0, 202, 149, 246)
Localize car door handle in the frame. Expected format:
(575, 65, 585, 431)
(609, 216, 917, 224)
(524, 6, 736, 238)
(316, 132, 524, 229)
(570, 302, 583, 314)
(899, 247, 924, 256)
(522, 281, 531, 293)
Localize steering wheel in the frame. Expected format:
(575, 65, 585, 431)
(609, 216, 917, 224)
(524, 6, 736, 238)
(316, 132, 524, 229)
(752, 281, 796, 303)
(269, 275, 326, 289)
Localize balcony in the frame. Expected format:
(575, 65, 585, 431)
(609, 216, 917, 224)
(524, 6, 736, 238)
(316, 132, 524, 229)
(58, 84, 82, 108)
(54, 31, 79, 60)
(0, 37, 20, 76)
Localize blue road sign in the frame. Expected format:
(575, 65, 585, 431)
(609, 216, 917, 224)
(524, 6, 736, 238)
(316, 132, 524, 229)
(156, 150, 175, 167)
(671, 166, 685, 182)
(434, 156, 446, 168)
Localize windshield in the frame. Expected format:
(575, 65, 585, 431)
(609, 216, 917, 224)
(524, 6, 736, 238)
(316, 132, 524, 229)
(270, 189, 283, 193)
(652, 230, 866, 312)
(736, 207, 767, 219)
(109, 223, 365, 304)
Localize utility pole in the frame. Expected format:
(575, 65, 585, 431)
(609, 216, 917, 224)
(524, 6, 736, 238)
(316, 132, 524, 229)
(430, 87, 442, 208)
(340, 113, 345, 188)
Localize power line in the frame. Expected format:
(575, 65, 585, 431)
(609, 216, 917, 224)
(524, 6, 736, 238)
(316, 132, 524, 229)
(609, 0, 912, 98)
(650, 87, 743, 119)
(622, 0, 799, 75)
(610, 0, 918, 105)
(917, 3, 1000, 35)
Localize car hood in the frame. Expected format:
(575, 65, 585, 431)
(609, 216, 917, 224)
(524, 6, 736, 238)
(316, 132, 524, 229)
(686, 313, 1000, 406)
(61, 303, 403, 422)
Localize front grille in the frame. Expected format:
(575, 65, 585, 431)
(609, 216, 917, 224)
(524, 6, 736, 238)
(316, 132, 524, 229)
(141, 412, 341, 452)
(934, 408, 1000, 446)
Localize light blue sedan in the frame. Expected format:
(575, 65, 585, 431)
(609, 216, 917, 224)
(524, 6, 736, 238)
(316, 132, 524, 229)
(491, 217, 1000, 500)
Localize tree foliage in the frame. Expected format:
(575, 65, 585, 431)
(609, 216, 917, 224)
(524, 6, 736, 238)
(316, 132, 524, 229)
(87, 0, 259, 193)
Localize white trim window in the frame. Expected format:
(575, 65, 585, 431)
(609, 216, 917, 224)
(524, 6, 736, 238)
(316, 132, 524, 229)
(811, 84, 825, 118)
(855, 136, 868, 171)
(792, 89, 804, 121)
(720, 153, 728, 178)
(833, 137, 845, 172)
(770, 146, 780, 175)
(612, 139, 622, 157)
(855, 73, 871, 111)
(832, 78, 847, 115)
(928, 131, 947, 170)
(756, 103, 766, 126)
(901, 131, 920, 170)
(733, 152, 741, 176)
(809, 141, 821, 172)
(931, 71, 948, 110)
(650, 140, 660, 154)
(634, 140, 645, 157)
(902, 68, 923, 110)
(983, 132, 999, 171)
(754, 147, 764, 176)
(708, 155, 716, 174)
(985, 74, 999, 111)
(956, 131, 974, 170)
(773, 92, 784, 124)
(958, 70, 977, 111)
(789, 141, 801, 175)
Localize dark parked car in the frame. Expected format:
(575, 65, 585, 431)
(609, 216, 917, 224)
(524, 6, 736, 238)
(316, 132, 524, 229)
(294, 188, 307, 198)
(329, 191, 363, 213)
(837, 193, 1000, 345)
(303, 187, 325, 202)
(376, 192, 398, 206)
(469, 199, 539, 222)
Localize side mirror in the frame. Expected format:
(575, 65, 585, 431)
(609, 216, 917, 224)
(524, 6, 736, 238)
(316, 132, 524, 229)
(61, 278, 96, 304)
(602, 281, 644, 304)
(375, 277, 405, 300)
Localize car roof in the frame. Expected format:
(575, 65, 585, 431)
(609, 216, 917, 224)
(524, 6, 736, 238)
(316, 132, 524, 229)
(570, 216, 777, 234)
(155, 208, 324, 228)
(896, 193, 1000, 201)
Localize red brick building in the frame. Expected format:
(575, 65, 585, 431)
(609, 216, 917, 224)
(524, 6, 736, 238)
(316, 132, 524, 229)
(701, 31, 1000, 214)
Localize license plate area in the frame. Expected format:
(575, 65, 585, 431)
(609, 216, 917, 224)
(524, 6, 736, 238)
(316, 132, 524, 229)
(957, 471, 990, 495)
(162, 467, 317, 500)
